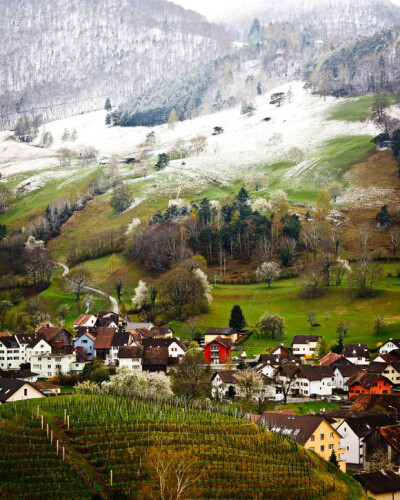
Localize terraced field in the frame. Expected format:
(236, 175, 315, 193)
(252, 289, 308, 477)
(0, 395, 365, 499)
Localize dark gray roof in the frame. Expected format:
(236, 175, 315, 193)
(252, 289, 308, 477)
(111, 330, 131, 347)
(212, 370, 238, 384)
(118, 346, 144, 359)
(258, 414, 337, 445)
(291, 335, 321, 345)
(366, 362, 389, 374)
(142, 338, 187, 351)
(342, 344, 370, 359)
(344, 415, 396, 437)
(0, 335, 19, 349)
(298, 366, 334, 381)
(0, 369, 38, 380)
(0, 379, 33, 402)
(259, 353, 296, 365)
(205, 328, 237, 335)
(355, 470, 400, 494)
(334, 365, 363, 378)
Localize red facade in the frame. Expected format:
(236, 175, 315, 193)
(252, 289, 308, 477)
(204, 338, 231, 365)
(349, 378, 392, 399)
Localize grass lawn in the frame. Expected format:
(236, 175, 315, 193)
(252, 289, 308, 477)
(172, 275, 400, 356)
(328, 95, 396, 122)
(276, 401, 343, 415)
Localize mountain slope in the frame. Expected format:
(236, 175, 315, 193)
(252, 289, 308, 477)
(0, 0, 231, 129)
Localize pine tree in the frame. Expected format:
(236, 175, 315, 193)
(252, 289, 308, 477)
(376, 205, 391, 228)
(229, 305, 246, 331)
(105, 97, 112, 111)
(329, 450, 339, 467)
(155, 153, 170, 171)
(237, 187, 250, 205)
(105, 113, 111, 126)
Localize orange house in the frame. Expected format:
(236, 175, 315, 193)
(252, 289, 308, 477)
(346, 371, 392, 399)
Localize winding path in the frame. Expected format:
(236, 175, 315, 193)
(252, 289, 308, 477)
(57, 262, 119, 314)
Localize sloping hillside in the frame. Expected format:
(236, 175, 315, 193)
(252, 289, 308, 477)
(0, 0, 231, 128)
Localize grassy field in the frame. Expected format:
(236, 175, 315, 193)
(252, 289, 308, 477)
(328, 95, 396, 122)
(171, 271, 400, 356)
(0, 395, 366, 499)
(276, 402, 343, 415)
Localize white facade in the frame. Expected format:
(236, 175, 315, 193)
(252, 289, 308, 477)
(31, 353, 76, 377)
(255, 363, 277, 378)
(0, 339, 22, 369)
(167, 341, 186, 358)
(292, 340, 319, 357)
(296, 376, 333, 396)
(336, 421, 363, 465)
(25, 339, 52, 363)
(211, 373, 279, 401)
(345, 354, 369, 366)
(119, 357, 143, 371)
(73, 315, 97, 328)
(2, 383, 44, 403)
(379, 340, 400, 355)
(333, 368, 352, 391)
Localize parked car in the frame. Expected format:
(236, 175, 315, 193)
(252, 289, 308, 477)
(330, 395, 342, 401)
(310, 393, 318, 399)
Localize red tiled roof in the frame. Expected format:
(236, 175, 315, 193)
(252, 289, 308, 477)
(319, 352, 341, 366)
(73, 314, 93, 326)
(94, 328, 116, 349)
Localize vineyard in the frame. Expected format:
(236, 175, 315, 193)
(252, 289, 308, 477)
(0, 395, 365, 499)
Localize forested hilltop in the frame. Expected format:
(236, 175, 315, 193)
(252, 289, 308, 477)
(0, 0, 231, 128)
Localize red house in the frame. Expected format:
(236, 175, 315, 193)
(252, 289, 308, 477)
(204, 337, 232, 365)
(346, 371, 392, 399)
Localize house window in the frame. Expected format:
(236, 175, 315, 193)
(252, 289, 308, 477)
(24, 389, 27, 396)
(320, 434, 324, 440)
(329, 444, 333, 450)
(330, 433, 334, 438)
(82, 340, 88, 344)
(320, 445, 325, 452)
(311, 435, 315, 442)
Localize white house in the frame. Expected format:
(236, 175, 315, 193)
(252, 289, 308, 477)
(0, 379, 44, 403)
(25, 336, 52, 363)
(73, 314, 97, 329)
(379, 339, 400, 355)
(142, 338, 187, 359)
(342, 344, 370, 366)
(30, 353, 77, 377)
(211, 370, 280, 401)
(336, 415, 395, 465)
(0, 336, 23, 369)
(291, 335, 321, 359)
(334, 365, 362, 391)
(254, 362, 277, 378)
(118, 346, 144, 371)
(294, 366, 334, 397)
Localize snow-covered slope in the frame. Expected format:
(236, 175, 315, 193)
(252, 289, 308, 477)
(0, 82, 378, 191)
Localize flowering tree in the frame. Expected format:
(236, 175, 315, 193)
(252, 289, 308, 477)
(132, 280, 152, 310)
(256, 261, 281, 287)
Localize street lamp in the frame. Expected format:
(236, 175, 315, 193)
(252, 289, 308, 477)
(389, 405, 398, 422)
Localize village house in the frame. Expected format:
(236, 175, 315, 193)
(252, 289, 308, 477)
(350, 394, 400, 416)
(73, 314, 97, 330)
(36, 325, 72, 350)
(118, 346, 144, 371)
(291, 335, 321, 360)
(363, 424, 400, 472)
(73, 331, 96, 360)
(294, 366, 334, 397)
(379, 339, 400, 356)
(204, 337, 232, 366)
(204, 328, 238, 345)
(141, 338, 187, 360)
(0, 379, 44, 403)
(336, 415, 395, 466)
(376, 350, 400, 363)
(211, 370, 238, 399)
(32, 381, 62, 395)
(30, 352, 77, 378)
(342, 344, 370, 366)
(25, 335, 52, 363)
(142, 347, 171, 372)
(334, 365, 362, 391)
(0, 369, 39, 383)
(257, 413, 346, 471)
(367, 361, 400, 386)
(355, 470, 400, 500)
(93, 327, 117, 364)
(0, 336, 23, 369)
(319, 351, 353, 368)
(346, 372, 392, 399)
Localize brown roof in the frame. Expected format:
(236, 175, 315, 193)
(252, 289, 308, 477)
(32, 381, 61, 391)
(351, 394, 400, 412)
(73, 314, 93, 326)
(345, 371, 392, 388)
(259, 353, 296, 365)
(380, 350, 400, 362)
(118, 346, 144, 359)
(213, 370, 237, 384)
(36, 326, 68, 342)
(298, 366, 334, 381)
(319, 352, 341, 366)
(291, 335, 321, 345)
(366, 361, 389, 374)
(142, 347, 169, 366)
(142, 338, 187, 352)
(355, 470, 400, 494)
(324, 409, 376, 420)
(334, 364, 362, 378)
(205, 337, 232, 349)
(377, 425, 400, 455)
(262, 409, 297, 416)
(0, 332, 11, 338)
(94, 328, 116, 349)
(258, 414, 337, 445)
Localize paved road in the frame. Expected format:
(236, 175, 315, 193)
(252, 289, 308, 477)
(57, 262, 119, 314)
